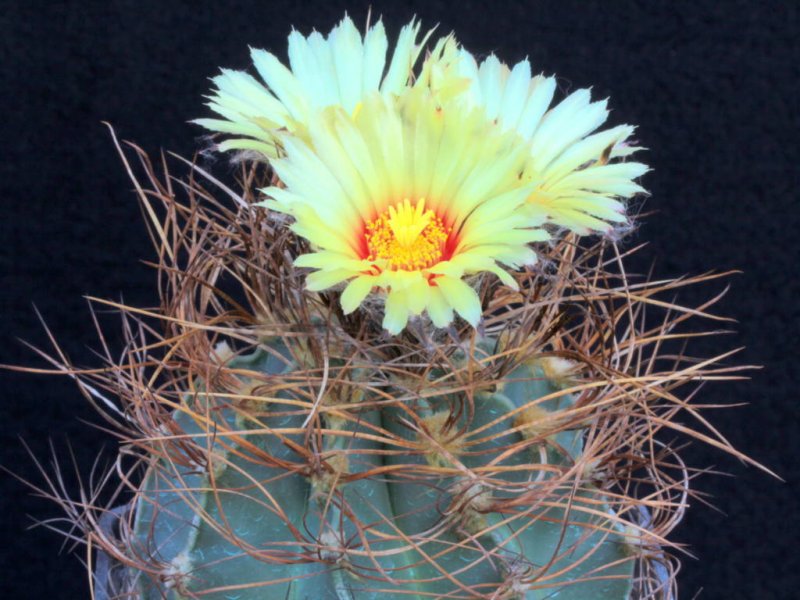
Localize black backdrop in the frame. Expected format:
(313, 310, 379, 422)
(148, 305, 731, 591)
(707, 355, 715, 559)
(1, 1, 797, 598)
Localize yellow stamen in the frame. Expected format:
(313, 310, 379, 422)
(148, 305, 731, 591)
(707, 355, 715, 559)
(365, 198, 450, 271)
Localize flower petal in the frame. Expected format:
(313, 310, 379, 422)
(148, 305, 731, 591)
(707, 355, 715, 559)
(383, 290, 410, 334)
(436, 276, 482, 326)
(427, 287, 455, 328)
(340, 276, 375, 314)
(305, 269, 354, 291)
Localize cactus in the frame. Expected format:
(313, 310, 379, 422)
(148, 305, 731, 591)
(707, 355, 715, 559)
(9, 13, 763, 600)
(131, 341, 634, 599)
(15, 139, 754, 600)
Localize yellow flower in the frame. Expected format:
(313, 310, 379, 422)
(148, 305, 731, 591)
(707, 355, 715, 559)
(194, 15, 431, 157)
(197, 15, 650, 332)
(422, 40, 649, 234)
(261, 90, 544, 334)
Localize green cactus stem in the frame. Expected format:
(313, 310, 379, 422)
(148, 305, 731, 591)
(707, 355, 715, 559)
(126, 337, 634, 600)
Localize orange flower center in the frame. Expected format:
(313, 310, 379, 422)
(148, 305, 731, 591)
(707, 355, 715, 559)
(365, 199, 450, 271)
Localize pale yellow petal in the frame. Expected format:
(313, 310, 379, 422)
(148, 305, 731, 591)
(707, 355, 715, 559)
(383, 290, 410, 334)
(340, 276, 376, 314)
(305, 269, 354, 291)
(436, 276, 481, 326)
(427, 287, 454, 327)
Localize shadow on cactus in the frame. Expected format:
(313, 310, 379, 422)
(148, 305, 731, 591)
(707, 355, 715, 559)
(5, 14, 772, 600)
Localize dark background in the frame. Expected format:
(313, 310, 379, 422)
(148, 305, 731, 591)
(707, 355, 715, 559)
(1, 1, 797, 598)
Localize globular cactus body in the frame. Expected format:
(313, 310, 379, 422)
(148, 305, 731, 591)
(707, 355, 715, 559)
(8, 14, 752, 600)
(132, 339, 633, 599)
